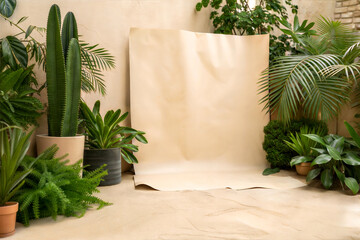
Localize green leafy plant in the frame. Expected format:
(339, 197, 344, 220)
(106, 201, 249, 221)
(285, 126, 327, 167)
(12, 145, 111, 226)
(0, 66, 43, 128)
(304, 133, 360, 194)
(80, 100, 148, 164)
(46, 5, 81, 137)
(259, 18, 360, 124)
(263, 119, 328, 169)
(195, 0, 298, 63)
(0, 2, 114, 95)
(0, 125, 35, 206)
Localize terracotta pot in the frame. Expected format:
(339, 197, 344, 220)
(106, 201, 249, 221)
(36, 134, 85, 165)
(295, 162, 313, 176)
(0, 202, 18, 238)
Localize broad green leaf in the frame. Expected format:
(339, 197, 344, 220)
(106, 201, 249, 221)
(333, 166, 345, 182)
(262, 168, 280, 176)
(135, 134, 148, 144)
(311, 147, 327, 154)
(330, 136, 344, 154)
(326, 145, 341, 161)
(343, 152, 360, 166)
(306, 168, 321, 182)
(0, 0, 16, 17)
(304, 134, 326, 146)
(290, 156, 312, 167)
(344, 177, 359, 194)
(2, 36, 28, 68)
(311, 154, 332, 167)
(344, 121, 360, 148)
(321, 169, 333, 189)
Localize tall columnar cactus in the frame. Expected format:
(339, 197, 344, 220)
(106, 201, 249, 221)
(46, 4, 81, 137)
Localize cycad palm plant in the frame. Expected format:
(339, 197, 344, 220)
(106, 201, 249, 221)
(259, 17, 360, 124)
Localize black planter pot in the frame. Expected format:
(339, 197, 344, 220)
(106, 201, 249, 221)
(83, 148, 121, 186)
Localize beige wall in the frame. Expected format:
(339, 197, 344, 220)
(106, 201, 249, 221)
(0, 0, 347, 145)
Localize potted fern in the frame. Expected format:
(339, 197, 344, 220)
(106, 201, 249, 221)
(80, 101, 147, 185)
(36, 4, 84, 164)
(0, 125, 34, 237)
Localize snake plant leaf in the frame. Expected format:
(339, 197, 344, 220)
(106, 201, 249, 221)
(342, 152, 360, 166)
(62, 12, 78, 62)
(344, 121, 360, 148)
(321, 169, 333, 189)
(344, 177, 359, 194)
(2, 36, 28, 68)
(61, 38, 81, 136)
(290, 156, 311, 167)
(0, 0, 16, 17)
(311, 154, 332, 167)
(46, 4, 66, 137)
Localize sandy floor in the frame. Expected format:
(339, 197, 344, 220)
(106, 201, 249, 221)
(8, 173, 360, 240)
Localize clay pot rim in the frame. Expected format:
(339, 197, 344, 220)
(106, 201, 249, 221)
(298, 162, 312, 166)
(36, 134, 85, 139)
(0, 202, 18, 214)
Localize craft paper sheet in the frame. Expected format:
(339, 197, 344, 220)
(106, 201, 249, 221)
(130, 28, 304, 190)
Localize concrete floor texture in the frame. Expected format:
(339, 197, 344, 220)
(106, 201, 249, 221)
(8, 173, 360, 240)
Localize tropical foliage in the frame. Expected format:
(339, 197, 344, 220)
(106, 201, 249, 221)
(0, 66, 43, 128)
(80, 100, 148, 164)
(263, 119, 328, 168)
(0, 125, 35, 206)
(0, 1, 114, 95)
(45, 5, 81, 137)
(13, 145, 110, 226)
(259, 18, 360, 124)
(195, 0, 298, 62)
(285, 126, 328, 167)
(303, 130, 360, 194)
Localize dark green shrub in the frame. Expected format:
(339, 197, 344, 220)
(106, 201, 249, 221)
(263, 119, 328, 168)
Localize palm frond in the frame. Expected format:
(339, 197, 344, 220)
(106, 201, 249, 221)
(304, 76, 351, 120)
(316, 17, 359, 55)
(258, 54, 342, 123)
(79, 40, 115, 96)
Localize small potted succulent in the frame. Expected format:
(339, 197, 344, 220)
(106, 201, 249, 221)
(36, 4, 84, 164)
(80, 101, 147, 186)
(285, 126, 327, 176)
(0, 126, 34, 237)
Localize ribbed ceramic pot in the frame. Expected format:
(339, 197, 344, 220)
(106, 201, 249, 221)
(83, 148, 122, 186)
(0, 202, 18, 238)
(36, 134, 85, 165)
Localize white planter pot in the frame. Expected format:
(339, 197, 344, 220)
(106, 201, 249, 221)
(36, 134, 85, 165)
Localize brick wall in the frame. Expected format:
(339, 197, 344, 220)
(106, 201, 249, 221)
(335, 0, 360, 29)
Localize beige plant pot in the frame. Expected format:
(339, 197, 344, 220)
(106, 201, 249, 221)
(295, 162, 313, 176)
(0, 202, 18, 238)
(36, 134, 85, 165)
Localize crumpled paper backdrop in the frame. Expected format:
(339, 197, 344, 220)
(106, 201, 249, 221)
(130, 28, 304, 190)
